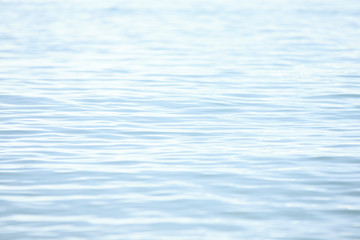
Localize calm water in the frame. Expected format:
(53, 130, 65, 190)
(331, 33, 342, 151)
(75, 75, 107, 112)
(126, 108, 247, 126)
(1, 0, 360, 239)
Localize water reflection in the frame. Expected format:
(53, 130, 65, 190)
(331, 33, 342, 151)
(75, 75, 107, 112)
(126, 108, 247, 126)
(1, 0, 360, 239)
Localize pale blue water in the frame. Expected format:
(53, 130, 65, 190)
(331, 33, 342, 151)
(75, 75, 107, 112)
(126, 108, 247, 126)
(1, 0, 360, 239)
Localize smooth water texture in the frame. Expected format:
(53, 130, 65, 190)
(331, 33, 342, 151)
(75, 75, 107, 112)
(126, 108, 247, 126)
(1, 0, 360, 239)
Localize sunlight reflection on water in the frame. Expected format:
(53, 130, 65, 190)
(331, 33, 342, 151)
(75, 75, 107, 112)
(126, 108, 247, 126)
(1, 0, 360, 239)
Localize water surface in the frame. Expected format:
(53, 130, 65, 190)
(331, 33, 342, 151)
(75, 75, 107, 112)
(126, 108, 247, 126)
(1, 0, 360, 239)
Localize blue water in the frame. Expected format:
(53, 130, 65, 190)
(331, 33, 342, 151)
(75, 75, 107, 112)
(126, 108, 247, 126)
(1, 0, 360, 239)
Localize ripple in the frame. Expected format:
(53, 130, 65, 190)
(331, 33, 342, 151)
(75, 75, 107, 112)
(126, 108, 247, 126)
(1, 0, 360, 239)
